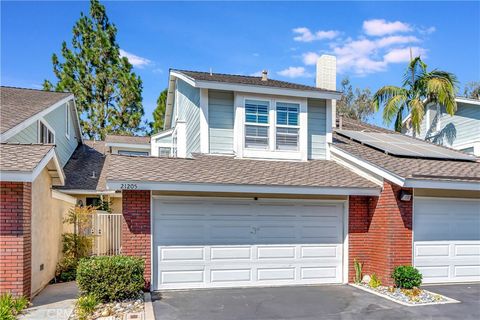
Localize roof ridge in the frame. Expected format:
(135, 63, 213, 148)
(0, 85, 72, 94)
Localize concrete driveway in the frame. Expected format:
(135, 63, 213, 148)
(152, 283, 480, 320)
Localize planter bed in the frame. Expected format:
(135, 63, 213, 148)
(350, 283, 459, 306)
(70, 295, 144, 320)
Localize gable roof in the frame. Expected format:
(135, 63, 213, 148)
(105, 134, 150, 145)
(0, 86, 73, 135)
(332, 118, 480, 189)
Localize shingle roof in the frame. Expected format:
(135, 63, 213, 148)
(174, 70, 340, 94)
(333, 118, 480, 182)
(0, 86, 72, 134)
(57, 140, 108, 191)
(106, 153, 379, 189)
(105, 134, 150, 145)
(0, 143, 54, 172)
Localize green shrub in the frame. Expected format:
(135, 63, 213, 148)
(76, 294, 99, 320)
(353, 259, 363, 284)
(392, 266, 422, 289)
(0, 293, 29, 319)
(369, 274, 381, 288)
(76, 256, 144, 302)
(56, 255, 79, 282)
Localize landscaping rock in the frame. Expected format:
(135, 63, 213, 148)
(357, 283, 449, 305)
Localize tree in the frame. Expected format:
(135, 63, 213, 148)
(336, 77, 375, 122)
(151, 88, 168, 134)
(463, 81, 480, 100)
(43, 0, 144, 140)
(373, 56, 458, 133)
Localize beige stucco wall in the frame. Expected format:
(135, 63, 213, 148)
(110, 197, 122, 213)
(31, 169, 74, 296)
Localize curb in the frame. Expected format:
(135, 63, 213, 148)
(143, 292, 155, 320)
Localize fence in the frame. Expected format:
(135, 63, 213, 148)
(91, 211, 122, 256)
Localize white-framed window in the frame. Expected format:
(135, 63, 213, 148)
(276, 102, 299, 151)
(65, 104, 70, 139)
(244, 99, 269, 149)
(117, 150, 149, 156)
(38, 120, 55, 144)
(158, 147, 171, 157)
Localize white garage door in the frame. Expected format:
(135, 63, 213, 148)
(152, 198, 344, 290)
(414, 197, 480, 283)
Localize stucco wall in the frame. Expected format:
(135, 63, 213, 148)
(31, 169, 74, 296)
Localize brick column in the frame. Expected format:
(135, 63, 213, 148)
(0, 182, 32, 298)
(349, 181, 412, 286)
(121, 190, 151, 289)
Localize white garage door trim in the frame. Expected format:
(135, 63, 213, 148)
(413, 196, 480, 284)
(151, 196, 348, 290)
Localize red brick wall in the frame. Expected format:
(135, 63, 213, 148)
(349, 181, 413, 286)
(121, 190, 151, 289)
(0, 182, 32, 298)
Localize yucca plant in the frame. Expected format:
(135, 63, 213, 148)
(373, 56, 458, 133)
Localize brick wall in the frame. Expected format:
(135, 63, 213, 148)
(349, 181, 413, 286)
(0, 182, 32, 298)
(121, 190, 151, 289)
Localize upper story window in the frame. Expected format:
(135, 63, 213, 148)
(245, 99, 269, 149)
(276, 102, 299, 151)
(65, 105, 70, 139)
(39, 120, 55, 144)
(118, 150, 149, 156)
(158, 147, 171, 157)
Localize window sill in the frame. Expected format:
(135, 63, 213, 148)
(243, 149, 303, 161)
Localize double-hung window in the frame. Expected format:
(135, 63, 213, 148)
(39, 121, 55, 144)
(245, 99, 269, 149)
(276, 102, 299, 151)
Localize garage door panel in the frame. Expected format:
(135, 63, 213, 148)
(161, 269, 204, 284)
(415, 244, 449, 257)
(300, 246, 338, 258)
(257, 246, 296, 259)
(210, 247, 252, 260)
(160, 247, 205, 261)
(257, 268, 295, 281)
(301, 267, 337, 280)
(454, 265, 480, 277)
(455, 244, 480, 256)
(210, 269, 252, 282)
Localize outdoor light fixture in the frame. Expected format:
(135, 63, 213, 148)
(399, 190, 412, 202)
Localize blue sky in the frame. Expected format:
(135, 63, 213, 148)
(2, 1, 479, 128)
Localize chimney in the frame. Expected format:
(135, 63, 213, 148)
(316, 55, 337, 129)
(261, 70, 268, 81)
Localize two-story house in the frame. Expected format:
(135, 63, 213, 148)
(402, 97, 480, 156)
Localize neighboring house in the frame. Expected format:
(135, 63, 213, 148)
(402, 97, 480, 156)
(0, 87, 82, 297)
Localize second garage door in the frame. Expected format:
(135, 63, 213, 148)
(152, 198, 345, 290)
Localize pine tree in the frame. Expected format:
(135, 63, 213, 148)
(151, 88, 168, 134)
(43, 0, 144, 139)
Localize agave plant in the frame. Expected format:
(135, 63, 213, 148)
(373, 56, 458, 133)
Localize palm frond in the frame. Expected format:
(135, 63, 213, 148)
(423, 70, 458, 115)
(382, 93, 407, 126)
(409, 98, 425, 134)
(403, 56, 427, 88)
(373, 85, 408, 110)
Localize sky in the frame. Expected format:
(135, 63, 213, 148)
(2, 1, 479, 129)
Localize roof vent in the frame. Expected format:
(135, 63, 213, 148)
(91, 171, 96, 179)
(261, 70, 268, 81)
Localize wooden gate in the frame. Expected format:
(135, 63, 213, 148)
(91, 212, 122, 256)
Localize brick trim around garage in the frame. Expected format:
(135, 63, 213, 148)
(0, 181, 32, 298)
(349, 181, 413, 286)
(121, 190, 151, 289)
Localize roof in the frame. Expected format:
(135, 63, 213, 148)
(0, 143, 54, 172)
(106, 153, 379, 190)
(105, 134, 150, 145)
(172, 69, 340, 94)
(0, 86, 72, 134)
(333, 118, 480, 183)
(57, 140, 108, 191)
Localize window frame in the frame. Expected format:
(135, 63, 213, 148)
(65, 104, 71, 139)
(117, 150, 149, 157)
(244, 99, 270, 150)
(38, 119, 55, 144)
(275, 101, 300, 151)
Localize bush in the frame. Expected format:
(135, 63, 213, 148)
(76, 256, 144, 302)
(76, 294, 99, 320)
(369, 274, 381, 288)
(392, 266, 422, 289)
(0, 293, 29, 319)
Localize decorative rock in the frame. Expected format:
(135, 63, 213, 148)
(361, 275, 371, 284)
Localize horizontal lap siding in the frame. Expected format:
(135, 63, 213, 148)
(307, 99, 326, 159)
(177, 80, 201, 156)
(6, 122, 37, 144)
(209, 90, 234, 154)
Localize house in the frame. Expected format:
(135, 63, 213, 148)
(402, 97, 480, 156)
(1, 55, 479, 299)
(0, 87, 81, 297)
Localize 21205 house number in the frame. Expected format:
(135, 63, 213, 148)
(120, 183, 138, 190)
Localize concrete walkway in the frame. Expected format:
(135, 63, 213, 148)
(20, 282, 78, 320)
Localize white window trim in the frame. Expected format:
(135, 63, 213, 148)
(38, 119, 56, 144)
(65, 103, 71, 140)
(275, 100, 301, 152)
(244, 98, 271, 151)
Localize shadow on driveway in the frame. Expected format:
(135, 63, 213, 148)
(152, 283, 480, 320)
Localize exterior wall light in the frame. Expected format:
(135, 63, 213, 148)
(399, 190, 412, 202)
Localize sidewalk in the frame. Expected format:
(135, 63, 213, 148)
(20, 282, 78, 320)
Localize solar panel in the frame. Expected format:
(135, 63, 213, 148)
(337, 130, 476, 161)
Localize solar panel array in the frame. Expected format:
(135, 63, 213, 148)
(337, 130, 476, 161)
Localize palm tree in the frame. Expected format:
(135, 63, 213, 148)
(373, 56, 458, 133)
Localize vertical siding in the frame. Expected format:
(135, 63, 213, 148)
(7, 121, 38, 144)
(176, 80, 200, 156)
(208, 90, 234, 154)
(307, 99, 327, 159)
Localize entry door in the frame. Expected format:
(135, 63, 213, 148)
(414, 198, 480, 283)
(152, 198, 344, 290)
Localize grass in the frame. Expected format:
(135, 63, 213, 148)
(76, 294, 99, 320)
(0, 293, 29, 320)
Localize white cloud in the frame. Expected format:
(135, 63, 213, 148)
(119, 49, 151, 68)
(419, 26, 436, 35)
(302, 52, 320, 65)
(376, 35, 420, 47)
(293, 27, 340, 42)
(277, 67, 311, 78)
(383, 47, 427, 63)
(363, 19, 412, 36)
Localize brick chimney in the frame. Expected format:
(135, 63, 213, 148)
(316, 55, 337, 129)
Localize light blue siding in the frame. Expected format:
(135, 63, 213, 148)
(307, 99, 327, 159)
(155, 132, 173, 144)
(415, 102, 480, 149)
(176, 80, 200, 156)
(7, 121, 38, 144)
(208, 90, 234, 154)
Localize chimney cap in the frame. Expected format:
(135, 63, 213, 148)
(261, 70, 268, 81)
